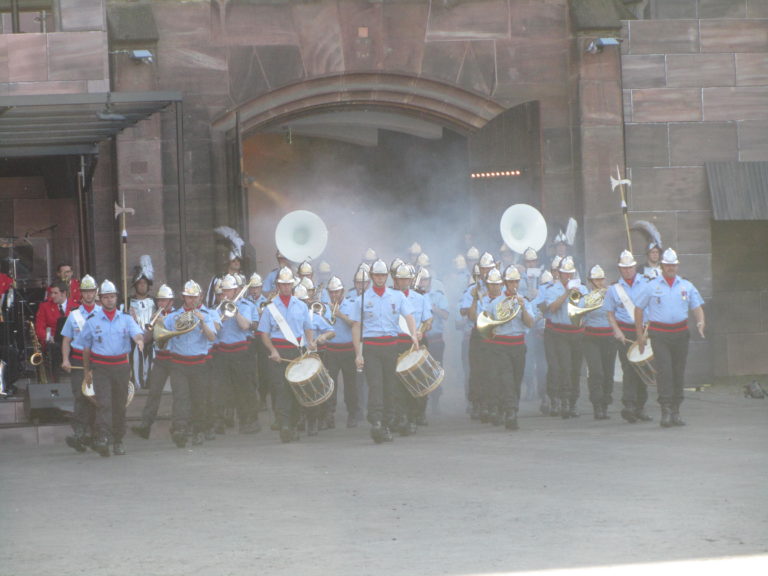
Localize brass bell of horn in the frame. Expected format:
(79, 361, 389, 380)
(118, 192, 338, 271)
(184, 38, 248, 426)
(499, 204, 548, 254)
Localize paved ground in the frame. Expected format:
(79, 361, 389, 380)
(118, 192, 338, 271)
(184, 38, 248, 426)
(1, 384, 767, 576)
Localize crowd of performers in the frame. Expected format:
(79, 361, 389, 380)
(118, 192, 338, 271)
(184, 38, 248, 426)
(8, 234, 706, 457)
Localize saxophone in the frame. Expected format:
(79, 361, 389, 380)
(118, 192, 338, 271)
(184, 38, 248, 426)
(28, 321, 48, 385)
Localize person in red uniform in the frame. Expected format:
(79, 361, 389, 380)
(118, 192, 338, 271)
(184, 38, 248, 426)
(35, 280, 74, 381)
(46, 263, 81, 308)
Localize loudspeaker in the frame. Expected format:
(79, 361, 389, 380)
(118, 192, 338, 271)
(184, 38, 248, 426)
(24, 383, 74, 422)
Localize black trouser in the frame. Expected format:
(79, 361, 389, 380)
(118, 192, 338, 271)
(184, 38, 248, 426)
(45, 341, 64, 383)
(487, 339, 527, 415)
(68, 354, 95, 437)
(617, 324, 648, 411)
(362, 338, 399, 426)
(523, 330, 547, 401)
(583, 333, 616, 407)
(168, 360, 208, 434)
(543, 329, 558, 402)
(650, 328, 690, 407)
(216, 347, 258, 428)
(92, 362, 130, 443)
(267, 345, 302, 430)
(546, 325, 584, 406)
(467, 329, 485, 404)
(324, 345, 358, 419)
(140, 356, 171, 427)
(252, 339, 270, 406)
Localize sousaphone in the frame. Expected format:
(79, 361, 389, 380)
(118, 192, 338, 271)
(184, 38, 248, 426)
(275, 210, 328, 262)
(500, 204, 548, 254)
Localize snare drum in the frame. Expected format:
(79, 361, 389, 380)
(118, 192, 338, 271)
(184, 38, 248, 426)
(284, 353, 335, 407)
(627, 340, 657, 387)
(396, 347, 445, 398)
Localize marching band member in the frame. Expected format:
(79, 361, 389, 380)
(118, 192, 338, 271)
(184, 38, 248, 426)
(80, 280, 145, 457)
(417, 268, 449, 415)
(462, 252, 495, 421)
(214, 274, 261, 435)
(129, 255, 156, 389)
(581, 265, 616, 420)
(60, 274, 99, 452)
(297, 260, 314, 284)
(407, 242, 422, 266)
(532, 269, 554, 414)
(321, 276, 360, 428)
(634, 248, 705, 428)
(393, 263, 431, 434)
(543, 256, 586, 418)
(540, 256, 562, 416)
(519, 247, 545, 404)
(258, 267, 314, 443)
(163, 280, 218, 447)
(362, 248, 378, 269)
(465, 246, 480, 272)
(131, 284, 176, 439)
(262, 250, 291, 295)
(351, 265, 371, 414)
(36, 279, 73, 382)
(246, 273, 271, 412)
(605, 250, 652, 423)
(483, 266, 534, 430)
(644, 242, 662, 279)
(352, 260, 417, 444)
(46, 262, 81, 308)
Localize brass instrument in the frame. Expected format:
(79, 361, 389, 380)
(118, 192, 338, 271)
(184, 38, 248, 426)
(310, 301, 326, 316)
(216, 279, 253, 319)
(476, 295, 522, 337)
(153, 310, 200, 349)
(145, 306, 165, 330)
(329, 301, 339, 325)
(567, 288, 606, 326)
(28, 320, 47, 384)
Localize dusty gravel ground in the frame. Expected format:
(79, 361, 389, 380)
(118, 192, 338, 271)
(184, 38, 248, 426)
(1, 384, 767, 576)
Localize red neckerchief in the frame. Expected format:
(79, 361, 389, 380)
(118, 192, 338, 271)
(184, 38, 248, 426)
(402, 289, 409, 297)
(104, 308, 117, 321)
(184, 307, 195, 312)
(373, 285, 386, 297)
(625, 276, 634, 287)
(82, 304, 96, 314)
(279, 294, 291, 307)
(664, 275, 675, 287)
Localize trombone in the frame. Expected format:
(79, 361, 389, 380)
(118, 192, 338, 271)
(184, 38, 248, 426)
(216, 279, 253, 319)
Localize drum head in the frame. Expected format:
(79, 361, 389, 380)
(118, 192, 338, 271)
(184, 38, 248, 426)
(397, 348, 425, 371)
(627, 340, 653, 363)
(286, 355, 322, 383)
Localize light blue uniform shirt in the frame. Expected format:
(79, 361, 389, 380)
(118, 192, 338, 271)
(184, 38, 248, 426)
(164, 307, 218, 357)
(61, 304, 101, 351)
(79, 308, 142, 356)
(603, 276, 649, 325)
(258, 296, 311, 343)
(310, 308, 334, 338)
(544, 281, 586, 325)
(402, 290, 432, 330)
(323, 298, 354, 343)
(350, 287, 413, 338)
(425, 289, 448, 336)
(634, 275, 704, 324)
(216, 299, 255, 344)
(582, 295, 611, 328)
(485, 293, 532, 336)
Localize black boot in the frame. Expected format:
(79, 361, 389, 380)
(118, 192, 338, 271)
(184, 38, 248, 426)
(600, 404, 610, 420)
(307, 417, 318, 437)
(131, 424, 151, 439)
(621, 405, 638, 423)
(92, 436, 111, 457)
(670, 405, 686, 426)
(593, 404, 601, 420)
(65, 434, 87, 453)
(660, 405, 673, 428)
(539, 398, 550, 416)
(113, 441, 127, 456)
(635, 407, 653, 422)
(505, 410, 519, 430)
(549, 398, 560, 417)
(560, 399, 570, 419)
(568, 401, 580, 418)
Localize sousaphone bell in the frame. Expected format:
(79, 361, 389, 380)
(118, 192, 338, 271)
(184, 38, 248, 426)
(500, 204, 548, 254)
(275, 210, 328, 262)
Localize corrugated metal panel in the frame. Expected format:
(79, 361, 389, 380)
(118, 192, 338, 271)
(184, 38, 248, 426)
(706, 162, 768, 221)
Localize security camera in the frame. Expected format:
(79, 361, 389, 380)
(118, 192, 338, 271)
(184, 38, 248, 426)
(585, 37, 622, 54)
(130, 49, 154, 64)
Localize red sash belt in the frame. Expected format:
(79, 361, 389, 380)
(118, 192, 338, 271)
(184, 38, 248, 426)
(585, 326, 613, 338)
(168, 352, 209, 365)
(617, 320, 636, 333)
(363, 336, 398, 346)
(325, 342, 354, 352)
(155, 349, 172, 361)
(217, 340, 249, 353)
(546, 320, 584, 334)
(271, 337, 301, 350)
(91, 352, 129, 366)
(486, 334, 525, 346)
(396, 333, 411, 345)
(649, 320, 688, 333)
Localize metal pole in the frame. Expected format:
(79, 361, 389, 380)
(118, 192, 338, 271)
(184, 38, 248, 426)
(175, 101, 188, 282)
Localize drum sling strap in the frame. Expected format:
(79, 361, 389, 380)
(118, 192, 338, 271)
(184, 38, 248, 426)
(267, 302, 300, 348)
(614, 284, 635, 319)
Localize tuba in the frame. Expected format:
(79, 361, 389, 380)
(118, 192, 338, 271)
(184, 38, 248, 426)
(567, 288, 606, 326)
(275, 210, 328, 262)
(500, 204, 548, 254)
(153, 310, 200, 349)
(476, 296, 521, 337)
